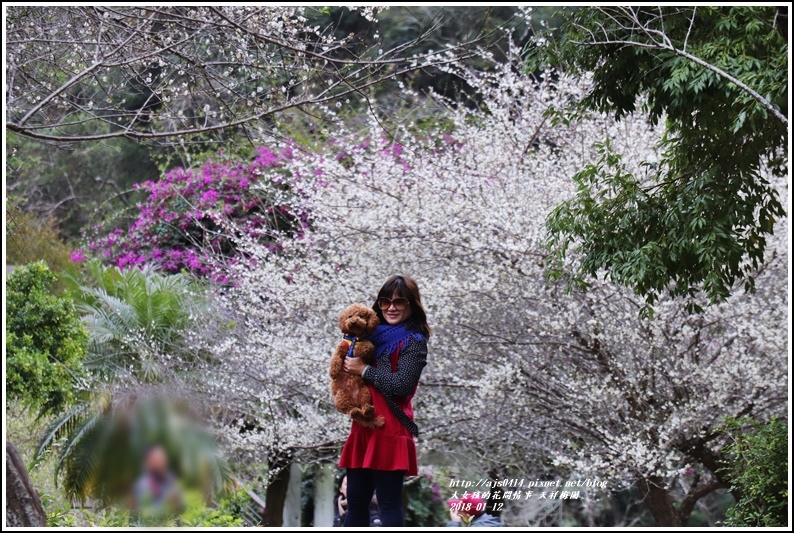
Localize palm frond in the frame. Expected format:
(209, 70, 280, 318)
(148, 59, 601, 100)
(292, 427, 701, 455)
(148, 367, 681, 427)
(58, 414, 111, 503)
(46, 262, 232, 503)
(33, 402, 90, 468)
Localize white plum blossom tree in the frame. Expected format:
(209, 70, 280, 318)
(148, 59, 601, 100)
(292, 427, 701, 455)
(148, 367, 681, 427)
(5, 5, 473, 144)
(194, 41, 786, 526)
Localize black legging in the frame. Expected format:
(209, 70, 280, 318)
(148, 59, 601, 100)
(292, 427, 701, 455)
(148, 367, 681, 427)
(343, 468, 405, 527)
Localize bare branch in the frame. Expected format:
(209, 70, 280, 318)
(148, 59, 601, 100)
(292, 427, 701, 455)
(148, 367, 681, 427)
(6, 6, 483, 144)
(683, 7, 697, 53)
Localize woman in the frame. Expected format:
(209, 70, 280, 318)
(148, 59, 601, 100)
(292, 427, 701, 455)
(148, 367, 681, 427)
(339, 274, 431, 527)
(333, 474, 348, 527)
(333, 475, 382, 527)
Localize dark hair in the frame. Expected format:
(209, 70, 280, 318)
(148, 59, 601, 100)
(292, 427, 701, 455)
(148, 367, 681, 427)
(142, 443, 166, 461)
(372, 275, 431, 338)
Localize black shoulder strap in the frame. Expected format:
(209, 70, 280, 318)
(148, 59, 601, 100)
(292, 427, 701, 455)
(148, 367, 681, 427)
(382, 395, 419, 437)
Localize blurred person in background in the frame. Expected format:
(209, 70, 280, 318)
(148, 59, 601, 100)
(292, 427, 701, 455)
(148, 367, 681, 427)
(447, 495, 504, 527)
(130, 445, 184, 525)
(334, 474, 348, 526)
(334, 474, 382, 527)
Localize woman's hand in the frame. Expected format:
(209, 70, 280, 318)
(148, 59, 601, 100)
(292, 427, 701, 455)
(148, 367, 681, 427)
(344, 356, 367, 376)
(338, 496, 347, 517)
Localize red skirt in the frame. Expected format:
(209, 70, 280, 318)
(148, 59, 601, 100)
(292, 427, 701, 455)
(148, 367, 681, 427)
(338, 383, 418, 476)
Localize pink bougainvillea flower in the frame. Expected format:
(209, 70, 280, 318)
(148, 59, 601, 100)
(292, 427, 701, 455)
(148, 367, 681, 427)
(70, 249, 87, 262)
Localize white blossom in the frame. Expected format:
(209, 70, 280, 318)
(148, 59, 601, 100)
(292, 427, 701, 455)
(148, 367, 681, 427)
(195, 42, 787, 494)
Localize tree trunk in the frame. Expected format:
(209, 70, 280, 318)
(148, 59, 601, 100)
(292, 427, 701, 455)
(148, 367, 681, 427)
(487, 466, 506, 519)
(262, 457, 291, 527)
(282, 462, 301, 526)
(638, 476, 681, 527)
(313, 463, 336, 527)
(6, 441, 46, 527)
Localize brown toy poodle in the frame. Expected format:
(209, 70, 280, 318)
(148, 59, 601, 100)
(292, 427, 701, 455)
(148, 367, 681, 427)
(329, 303, 384, 428)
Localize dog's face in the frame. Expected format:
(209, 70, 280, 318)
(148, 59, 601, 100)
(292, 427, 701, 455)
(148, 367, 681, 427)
(339, 303, 379, 337)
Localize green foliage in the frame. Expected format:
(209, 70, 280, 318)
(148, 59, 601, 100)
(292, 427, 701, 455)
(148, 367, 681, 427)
(42, 455, 239, 527)
(404, 472, 449, 527)
(61, 258, 210, 383)
(28, 261, 234, 505)
(5, 262, 88, 416)
(6, 130, 157, 241)
(5, 402, 74, 518)
(718, 416, 788, 527)
(215, 485, 255, 520)
(536, 6, 787, 313)
(180, 489, 245, 527)
(43, 498, 130, 528)
(43, 492, 241, 528)
(300, 465, 316, 526)
(34, 395, 236, 506)
(42, 494, 133, 528)
(96, 508, 133, 527)
(5, 203, 73, 275)
(151, 135, 258, 178)
(41, 491, 76, 527)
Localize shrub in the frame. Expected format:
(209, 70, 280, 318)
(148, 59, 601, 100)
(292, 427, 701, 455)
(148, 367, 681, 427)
(719, 416, 788, 527)
(5, 204, 73, 275)
(404, 471, 448, 527)
(179, 489, 246, 527)
(82, 146, 306, 280)
(5, 261, 88, 415)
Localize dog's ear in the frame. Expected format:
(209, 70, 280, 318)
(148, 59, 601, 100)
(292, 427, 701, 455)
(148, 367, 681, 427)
(366, 309, 380, 332)
(339, 308, 350, 332)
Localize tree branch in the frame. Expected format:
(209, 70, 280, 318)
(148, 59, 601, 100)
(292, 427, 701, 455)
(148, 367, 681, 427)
(570, 7, 788, 126)
(677, 477, 722, 524)
(15, 10, 157, 128)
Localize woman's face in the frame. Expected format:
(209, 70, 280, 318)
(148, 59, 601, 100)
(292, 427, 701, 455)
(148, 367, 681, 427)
(340, 475, 347, 497)
(382, 291, 413, 325)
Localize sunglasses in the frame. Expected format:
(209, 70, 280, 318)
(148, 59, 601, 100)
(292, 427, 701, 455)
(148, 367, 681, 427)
(377, 297, 410, 311)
